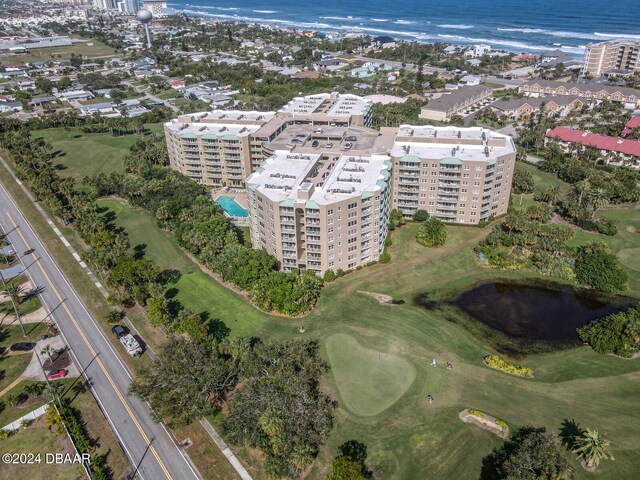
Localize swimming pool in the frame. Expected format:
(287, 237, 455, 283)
(216, 195, 249, 218)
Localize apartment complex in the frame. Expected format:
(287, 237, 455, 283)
(164, 92, 375, 187)
(519, 80, 640, 107)
(491, 96, 585, 121)
(419, 85, 492, 121)
(583, 40, 640, 77)
(246, 151, 392, 274)
(390, 125, 516, 223)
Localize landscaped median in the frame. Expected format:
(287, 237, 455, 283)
(484, 354, 534, 377)
(459, 408, 510, 439)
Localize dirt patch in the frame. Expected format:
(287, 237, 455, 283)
(459, 409, 509, 439)
(357, 290, 397, 306)
(42, 350, 72, 371)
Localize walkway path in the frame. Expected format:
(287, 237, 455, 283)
(0, 376, 23, 397)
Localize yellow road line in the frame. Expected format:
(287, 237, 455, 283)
(7, 213, 172, 480)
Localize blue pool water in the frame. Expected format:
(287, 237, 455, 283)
(216, 195, 249, 217)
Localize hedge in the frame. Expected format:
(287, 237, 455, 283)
(484, 355, 534, 377)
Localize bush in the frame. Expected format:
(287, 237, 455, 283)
(468, 409, 484, 418)
(495, 419, 508, 429)
(413, 210, 429, 222)
(336, 269, 346, 278)
(416, 218, 447, 247)
(512, 167, 535, 194)
(379, 250, 391, 264)
(574, 242, 627, 292)
(577, 307, 640, 358)
(323, 269, 336, 282)
(484, 355, 533, 377)
(104, 309, 123, 323)
(24, 382, 46, 397)
(384, 235, 393, 247)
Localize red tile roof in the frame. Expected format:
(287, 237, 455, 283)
(546, 126, 640, 157)
(622, 116, 640, 136)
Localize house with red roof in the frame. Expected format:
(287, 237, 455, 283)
(545, 126, 640, 168)
(622, 116, 640, 138)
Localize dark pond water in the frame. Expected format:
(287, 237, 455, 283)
(453, 282, 625, 342)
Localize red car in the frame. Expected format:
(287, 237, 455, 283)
(47, 369, 68, 380)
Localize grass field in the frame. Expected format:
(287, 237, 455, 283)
(33, 125, 164, 183)
(0, 38, 116, 64)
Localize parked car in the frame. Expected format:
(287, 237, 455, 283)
(112, 325, 143, 356)
(315, 127, 323, 134)
(10, 342, 36, 352)
(345, 135, 357, 142)
(326, 142, 334, 148)
(47, 369, 68, 380)
(342, 142, 353, 150)
(311, 140, 319, 147)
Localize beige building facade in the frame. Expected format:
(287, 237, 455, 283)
(390, 125, 516, 224)
(583, 40, 640, 77)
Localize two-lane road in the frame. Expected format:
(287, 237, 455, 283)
(0, 181, 199, 480)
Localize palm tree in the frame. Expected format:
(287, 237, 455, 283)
(542, 185, 561, 205)
(41, 345, 57, 365)
(573, 429, 614, 470)
(44, 405, 64, 435)
(569, 179, 592, 208)
(588, 187, 609, 217)
(1, 283, 26, 335)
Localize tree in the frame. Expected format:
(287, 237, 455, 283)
(223, 340, 335, 479)
(573, 429, 614, 470)
(1, 283, 26, 336)
(44, 405, 64, 436)
(587, 187, 609, 217)
(326, 456, 365, 480)
(416, 218, 447, 247)
(389, 209, 405, 230)
(512, 167, 535, 194)
(568, 179, 592, 208)
(577, 308, 640, 357)
(412, 209, 429, 222)
(541, 185, 561, 205)
(130, 336, 237, 426)
(574, 243, 627, 292)
(481, 426, 573, 480)
(146, 296, 171, 327)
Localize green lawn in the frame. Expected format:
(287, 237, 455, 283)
(0, 422, 85, 480)
(33, 125, 164, 182)
(0, 38, 116, 64)
(0, 355, 31, 394)
(97, 198, 271, 339)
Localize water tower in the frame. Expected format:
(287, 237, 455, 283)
(137, 9, 153, 49)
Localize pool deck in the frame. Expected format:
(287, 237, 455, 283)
(212, 189, 250, 225)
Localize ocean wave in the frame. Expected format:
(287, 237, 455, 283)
(186, 5, 239, 11)
(595, 32, 640, 40)
(497, 27, 600, 40)
(437, 24, 473, 29)
(371, 18, 389, 22)
(253, 10, 276, 14)
(436, 33, 585, 53)
(320, 16, 361, 21)
(394, 20, 415, 25)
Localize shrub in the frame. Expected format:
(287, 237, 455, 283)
(24, 382, 46, 397)
(379, 250, 391, 264)
(416, 218, 447, 247)
(468, 409, 484, 418)
(578, 308, 640, 358)
(495, 420, 508, 429)
(384, 235, 393, 247)
(336, 269, 346, 278)
(484, 355, 533, 377)
(20, 419, 31, 428)
(413, 210, 429, 222)
(574, 242, 627, 292)
(104, 309, 123, 323)
(323, 269, 336, 282)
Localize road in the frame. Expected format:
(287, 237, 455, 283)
(0, 181, 199, 480)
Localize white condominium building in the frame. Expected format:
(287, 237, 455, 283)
(246, 151, 391, 274)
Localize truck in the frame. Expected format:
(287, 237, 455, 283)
(111, 325, 143, 356)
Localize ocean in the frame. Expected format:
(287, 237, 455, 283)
(170, 0, 639, 57)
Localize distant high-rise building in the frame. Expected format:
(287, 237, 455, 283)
(94, 0, 117, 9)
(141, 0, 166, 17)
(117, 0, 138, 13)
(583, 40, 640, 77)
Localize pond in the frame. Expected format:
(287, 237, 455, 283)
(453, 282, 625, 343)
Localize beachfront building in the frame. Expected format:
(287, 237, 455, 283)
(491, 96, 585, 121)
(390, 125, 516, 223)
(419, 85, 492, 121)
(164, 111, 276, 187)
(583, 40, 640, 77)
(519, 80, 640, 108)
(246, 151, 392, 274)
(545, 126, 640, 168)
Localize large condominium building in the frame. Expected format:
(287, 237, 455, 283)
(419, 85, 492, 121)
(246, 151, 392, 274)
(164, 93, 377, 187)
(164, 111, 276, 187)
(583, 40, 640, 77)
(390, 125, 516, 224)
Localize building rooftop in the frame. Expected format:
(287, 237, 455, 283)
(280, 92, 371, 118)
(521, 80, 640, 99)
(546, 126, 640, 157)
(392, 125, 516, 162)
(247, 150, 390, 205)
(622, 116, 640, 136)
(422, 85, 492, 112)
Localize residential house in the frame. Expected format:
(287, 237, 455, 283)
(419, 85, 492, 121)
